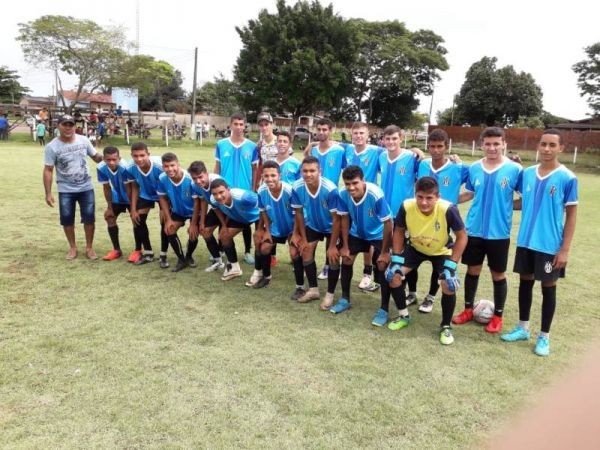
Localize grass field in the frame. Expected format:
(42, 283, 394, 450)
(1, 137, 599, 448)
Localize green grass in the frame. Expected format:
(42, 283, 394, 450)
(1, 139, 599, 448)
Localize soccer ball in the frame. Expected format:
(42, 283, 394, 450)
(473, 299, 495, 324)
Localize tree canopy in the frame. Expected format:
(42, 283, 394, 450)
(573, 42, 600, 117)
(193, 76, 241, 116)
(0, 66, 30, 103)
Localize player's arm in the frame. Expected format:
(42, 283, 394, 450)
(214, 160, 221, 175)
(189, 197, 201, 240)
(43, 165, 55, 207)
(91, 153, 103, 163)
(303, 142, 313, 157)
(339, 214, 350, 258)
(158, 195, 174, 234)
(458, 191, 474, 204)
(327, 213, 341, 262)
(391, 225, 406, 255)
(251, 161, 259, 192)
(292, 206, 307, 251)
(257, 211, 271, 243)
(102, 183, 115, 222)
(198, 198, 209, 231)
(554, 204, 577, 269)
(450, 228, 468, 263)
(409, 147, 426, 161)
(129, 182, 141, 225)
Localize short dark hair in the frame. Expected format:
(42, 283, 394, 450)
(188, 160, 207, 175)
(210, 178, 229, 191)
(383, 125, 402, 136)
(131, 142, 148, 152)
(161, 152, 178, 163)
(415, 176, 439, 194)
(276, 130, 292, 141)
(103, 146, 119, 156)
(316, 118, 333, 129)
(542, 128, 563, 145)
(351, 122, 368, 130)
(302, 155, 320, 167)
(262, 160, 281, 172)
(480, 126, 505, 141)
(230, 112, 245, 123)
(428, 129, 449, 145)
(342, 165, 364, 181)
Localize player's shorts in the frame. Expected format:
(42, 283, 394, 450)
(111, 203, 130, 216)
(403, 244, 450, 275)
(170, 211, 192, 224)
(462, 236, 510, 273)
(58, 189, 95, 226)
(203, 208, 220, 228)
(513, 247, 565, 282)
(135, 197, 155, 210)
(305, 226, 330, 243)
(348, 234, 382, 255)
(270, 234, 289, 245)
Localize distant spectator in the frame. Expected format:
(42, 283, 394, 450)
(0, 114, 8, 140)
(36, 121, 46, 146)
(195, 121, 202, 141)
(203, 121, 209, 138)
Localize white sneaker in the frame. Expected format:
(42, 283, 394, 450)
(320, 292, 335, 311)
(406, 293, 418, 306)
(245, 269, 263, 287)
(205, 260, 225, 273)
(358, 274, 372, 290)
(221, 263, 243, 281)
(297, 287, 320, 303)
(317, 266, 329, 280)
(418, 295, 435, 313)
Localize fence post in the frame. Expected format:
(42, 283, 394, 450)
(471, 140, 475, 156)
(573, 146, 578, 164)
(449, 138, 452, 154)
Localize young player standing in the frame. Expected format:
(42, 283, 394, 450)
(274, 131, 302, 185)
(452, 127, 522, 333)
(501, 129, 577, 356)
(255, 112, 278, 177)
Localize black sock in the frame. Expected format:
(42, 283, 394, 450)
(406, 268, 418, 292)
(132, 223, 142, 251)
(271, 243, 277, 256)
(518, 279, 535, 322)
(255, 251, 262, 271)
(440, 293, 456, 327)
(137, 214, 152, 252)
(391, 284, 407, 311)
(464, 273, 479, 308)
(160, 224, 169, 254)
(107, 225, 120, 251)
(168, 234, 184, 260)
(204, 235, 220, 258)
(223, 242, 238, 263)
(493, 278, 508, 317)
(261, 254, 272, 278)
(363, 264, 373, 276)
(243, 225, 252, 254)
(428, 270, 440, 297)
(327, 265, 340, 295)
(186, 238, 198, 259)
(304, 260, 318, 288)
(541, 286, 557, 333)
(380, 280, 391, 312)
(341, 263, 353, 299)
(292, 257, 305, 286)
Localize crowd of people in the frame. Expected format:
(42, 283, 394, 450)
(42, 113, 578, 355)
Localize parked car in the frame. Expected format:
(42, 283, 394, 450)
(293, 126, 314, 141)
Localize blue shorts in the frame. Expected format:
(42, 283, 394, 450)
(58, 189, 95, 226)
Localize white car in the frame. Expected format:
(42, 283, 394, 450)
(293, 127, 314, 141)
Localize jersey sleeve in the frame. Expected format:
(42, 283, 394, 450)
(214, 143, 221, 162)
(257, 191, 266, 211)
(394, 204, 407, 228)
(460, 164, 470, 184)
(86, 140, 97, 157)
(446, 205, 465, 232)
(156, 176, 167, 196)
(290, 186, 303, 209)
(376, 195, 392, 222)
(97, 167, 109, 184)
(327, 188, 338, 212)
(335, 191, 349, 215)
(564, 177, 579, 206)
(43, 145, 56, 166)
(251, 144, 259, 164)
(242, 190, 259, 208)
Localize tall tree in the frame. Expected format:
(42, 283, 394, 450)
(17, 15, 128, 113)
(194, 76, 241, 116)
(234, 0, 358, 117)
(454, 57, 543, 126)
(573, 42, 600, 117)
(0, 66, 30, 103)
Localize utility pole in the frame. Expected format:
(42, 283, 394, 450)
(190, 47, 198, 135)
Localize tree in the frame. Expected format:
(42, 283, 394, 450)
(234, 0, 358, 117)
(573, 43, 600, 116)
(368, 83, 419, 127)
(193, 76, 241, 116)
(17, 15, 128, 113)
(0, 66, 29, 103)
(453, 57, 543, 126)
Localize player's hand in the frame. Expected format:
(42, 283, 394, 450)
(130, 209, 140, 225)
(198, 221, 206, 233)
(439, 259, 460, 292)
(327, 245, 340, 263)
(413, 148, 426, 161)
(104, 207, 115, 221)
(340, 245, 350, 259)
(219, 226, 234, 242)
(45, 193, 55, 207)
(449, 154, 462, 163)
(188, 223, 199, 240)
(165, 219, 176, 235)
(553, 249, 569, 270)
(376, 251, 390, 272)
(385, 254, 405, 286)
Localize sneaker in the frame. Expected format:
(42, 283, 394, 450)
(205, 260, 225, 273)
(359, 278, 381, 292)
(297, 288, 320, 303)
(290, 287, 306, 300)
(270, 255, 278, 267)
(358, 274, 373, 290)
(406, 293, 418, 306)
(319, 292, 335, 311)
(171, 259, 188, 272)
(440, 326, 455, 345)
(501, 326, 531, 342)
(388, 315, 411, 331)
(418, 296, 435, 314)
(186, 256, 197, 268)
(371, 308, 389, 327)
(485, 315, 503, 334)
(534, 335, 550, 357)
(128, 250, 142, 263)
(330, 298, 351, 314)
(317, 266, 329, 280)
(245, 270, 263, 287)
(134, 254, 154, 265)
(452, 308, 474, 325)
(221, 264, 243, 281)
(103, 249, 122, 261)
(159, 256, 170, 269)
(253, 277, 271, 289)
(243, 252, 255, 265)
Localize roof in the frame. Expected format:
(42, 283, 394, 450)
(20, 95, 54, 104)
(61, 90, 114, 104)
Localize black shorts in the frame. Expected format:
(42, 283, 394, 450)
(203, 208, 220, 228)
(170, 211, 192, 223)
(136, 197, 155, 210)
(348, 234, 382, 255)
(513, 247, 565, 282)
(305, 226, 330, 243)
(111, 203, 130, 216)
(270, 234, 289, 245)
(403, 245, 450, 275)
(462, 237, 510, 273)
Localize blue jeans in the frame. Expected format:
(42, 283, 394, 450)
(58, 190, 95, 226)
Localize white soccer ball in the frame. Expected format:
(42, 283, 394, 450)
(473, 299, 495, 324)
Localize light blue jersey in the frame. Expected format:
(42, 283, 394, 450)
(97, 160, 131, 205)
(277, 157, 302, 185)
(465, 158, 522, 239)
(214, 138, 259, 190)
(126, 156, 164, 202)
(417, 158, 469, 205)
(157, 171, 195, 218)
(344, 144, 384, 183)
(291, 177, 338, 234)
(258, 182, 295, 238)
(210, 188, 260, 224)
(191, 173, 222, 203)
(311, 144, 347, 185)
(516, 165, 578, 255)
(336, 182, 391, 242)
(379, 150, 419, 216)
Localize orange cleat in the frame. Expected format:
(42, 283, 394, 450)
(270, 255, 278, 267)
(127, 249, 142, 263)
(485, 315, 503, 334)
(452, 308, 474, 325)
(103, 249, 122, 261)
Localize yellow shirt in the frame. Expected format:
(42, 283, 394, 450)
(402, 198, 453, 256)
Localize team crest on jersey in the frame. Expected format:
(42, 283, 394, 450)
(363, 157, 370, 166)
(368, 208, 374, 217)
(223, 152, 231, 158)
(243, 151, 251, 160)
(322, 200, 328, 208)
(434, 220, 440, 231)
(526, 184, 531, 192)
(442, 176, 450, 187)
(549, 185, 557, 197)
(544, 261, 553, 273)
(328, 158, 335, 168)
(474, 179, 481, 187)
(500, 177, 509, 189)
(398, 166, 406, 175)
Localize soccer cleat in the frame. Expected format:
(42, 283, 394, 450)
(485, 315, 503, 334)
(501, 326, 531, 342)
(320, 292, 335, 311)
(270, 255, 278, 267)
(171, 259, 188, 272)
(358, 274, 373, 290)
(103, 249, 122, 261)
(243, 252, 255, 265)
(388, 315, 411, 331)
(534, 335, 550, 356)
(290, 287, 306, 300)
(245, 270, 263, 287)
(440, 326, 455, 345)
(371, 308, 389, 327)
(418, 296, 435, 314)
(134, 254, 154, 265)
(221, 264, 243, 281)
(297, 288, 320, 303)
(406, 293, 418, 306)
(186, 256, 197, 268)
(205, 260, 225, 273)
(317, 266, 329, 280)
(128, 250, 142, 263)
(159, 256, 170, 269)
(452, 308, 474, 325)
(330, 298, 351, 314)
(253, 277, 271, 289)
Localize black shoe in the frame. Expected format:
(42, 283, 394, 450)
(134, 254, 154, 265)
(171, 259, 188, 272)
(253, 277, 271, 289)
(186, 256, 197, 268)
(159, 256, 170, 269)
(290, 287, 306, 300)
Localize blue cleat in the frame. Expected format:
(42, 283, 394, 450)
(501, 326, 531, 342)
(330, 298, 351, 314)
(534, 335, 550, 357)
(371, 308, 389, 327)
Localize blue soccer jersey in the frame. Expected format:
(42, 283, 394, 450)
(191, 173, 222, 203)
(336, 182, 391, 242)
(379, 150, 419, 216)
(277, 157, 302, 185)
(465, 158, 522, 239)
(258, 182, 295, 238)
(214, 138, 259, 190)
(516, 165, 578, 255)
(157, 171, 195, 218)
(97, 160, 131, 205)
(311, 144, 347, 185)
(210, 188, 260, 225)
(291, 177, 338, 234)
(126, 156, 164, 202)
(417, 158, 470, 205)
(344, 144, 384, 183)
